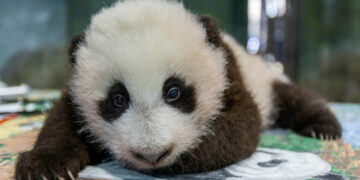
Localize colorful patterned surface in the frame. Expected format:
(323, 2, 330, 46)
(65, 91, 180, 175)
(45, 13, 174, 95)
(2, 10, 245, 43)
(259, 132, 359, 179)
(260, 103, 360, 179)
(0, 115, 44, 179)
(0, 103, 359, 179)
(79, 148, 334, 180)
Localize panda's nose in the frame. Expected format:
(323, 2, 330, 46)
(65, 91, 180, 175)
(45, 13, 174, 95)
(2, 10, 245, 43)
(132, 148, 172, 164)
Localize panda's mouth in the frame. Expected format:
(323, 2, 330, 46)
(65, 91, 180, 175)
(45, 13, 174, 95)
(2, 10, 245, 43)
(130, 146, 174, 166)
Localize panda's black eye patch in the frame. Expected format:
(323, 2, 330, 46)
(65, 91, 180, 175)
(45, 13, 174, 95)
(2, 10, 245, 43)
(162, 77, 195, 113)
(99, 82, 130, 122)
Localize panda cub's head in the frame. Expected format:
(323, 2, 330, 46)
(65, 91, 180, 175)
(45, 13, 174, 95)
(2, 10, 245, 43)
(70, 0, 227, 170)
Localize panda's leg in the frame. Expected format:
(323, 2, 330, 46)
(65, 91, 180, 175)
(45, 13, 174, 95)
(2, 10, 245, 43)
(272, 80, 342, 140)
(15, 91, 94, 179)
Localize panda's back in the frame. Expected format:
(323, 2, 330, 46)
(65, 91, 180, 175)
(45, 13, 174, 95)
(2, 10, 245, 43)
(222, 34, 289, 129)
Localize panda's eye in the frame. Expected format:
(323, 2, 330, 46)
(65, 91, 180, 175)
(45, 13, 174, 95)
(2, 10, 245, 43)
(166, 87, 181, 102)
(113, 95, 127, 108)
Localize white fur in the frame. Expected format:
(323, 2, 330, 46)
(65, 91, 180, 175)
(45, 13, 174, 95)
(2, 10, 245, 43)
(70, 0, 227, 169)
(70, 0, 290, 170)
(222, 34, 289, 129)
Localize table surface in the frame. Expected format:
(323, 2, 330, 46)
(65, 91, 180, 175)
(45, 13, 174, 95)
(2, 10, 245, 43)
(0, 103, 359, 179)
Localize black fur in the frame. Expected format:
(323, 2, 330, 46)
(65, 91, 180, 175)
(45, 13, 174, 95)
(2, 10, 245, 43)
(15, 91, 108, 180)
(199, 15, 221, 47)
(98, 81, 130, 122)
(162, 77, 196, 113)
(68, 33, 84, 67)
(273, 80, 342, 140)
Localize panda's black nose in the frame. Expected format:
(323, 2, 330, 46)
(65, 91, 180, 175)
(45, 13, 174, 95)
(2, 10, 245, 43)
(132, 148, 172, 164)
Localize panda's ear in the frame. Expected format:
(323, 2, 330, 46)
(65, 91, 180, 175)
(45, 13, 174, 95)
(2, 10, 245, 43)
(199, 15, 221, 47)
(68, 33, 85, 67)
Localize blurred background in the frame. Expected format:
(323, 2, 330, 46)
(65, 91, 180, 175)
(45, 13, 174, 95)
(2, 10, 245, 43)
(0, 0, 359, 102)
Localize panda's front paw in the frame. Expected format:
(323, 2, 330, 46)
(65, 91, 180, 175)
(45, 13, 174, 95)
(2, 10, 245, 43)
(15, 150, 88, 180)
(299, 122, 342, 141)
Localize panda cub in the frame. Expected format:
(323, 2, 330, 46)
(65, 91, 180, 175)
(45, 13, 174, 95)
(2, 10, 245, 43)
(15, 0, 341, 179)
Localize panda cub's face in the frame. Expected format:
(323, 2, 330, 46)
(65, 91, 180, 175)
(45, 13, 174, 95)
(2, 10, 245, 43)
(96, 76, 198, 169)
(70, 0, 227, 169)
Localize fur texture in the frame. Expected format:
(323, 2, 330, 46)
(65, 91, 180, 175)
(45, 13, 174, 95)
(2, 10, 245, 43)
(222, 34, 289, 129)
(15, 0, 342, 179)
(68, 34, 84, 68)
(273, 81, 342, 140)
(70, 0, 228, 170)
(152, 36, 261, 174)
(15, 91, 90, 179)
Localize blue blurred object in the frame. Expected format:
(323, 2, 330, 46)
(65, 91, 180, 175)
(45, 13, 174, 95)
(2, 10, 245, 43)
(331, 103, 360, 148)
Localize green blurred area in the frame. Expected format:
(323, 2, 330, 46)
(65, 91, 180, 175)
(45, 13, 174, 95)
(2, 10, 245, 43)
(299, 0, 360, 102)
(66, 0, 248, 43)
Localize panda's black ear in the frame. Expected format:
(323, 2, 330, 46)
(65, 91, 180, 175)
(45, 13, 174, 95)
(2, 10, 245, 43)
(68, 34, 85, 67)
(199, 15, 221, 47)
